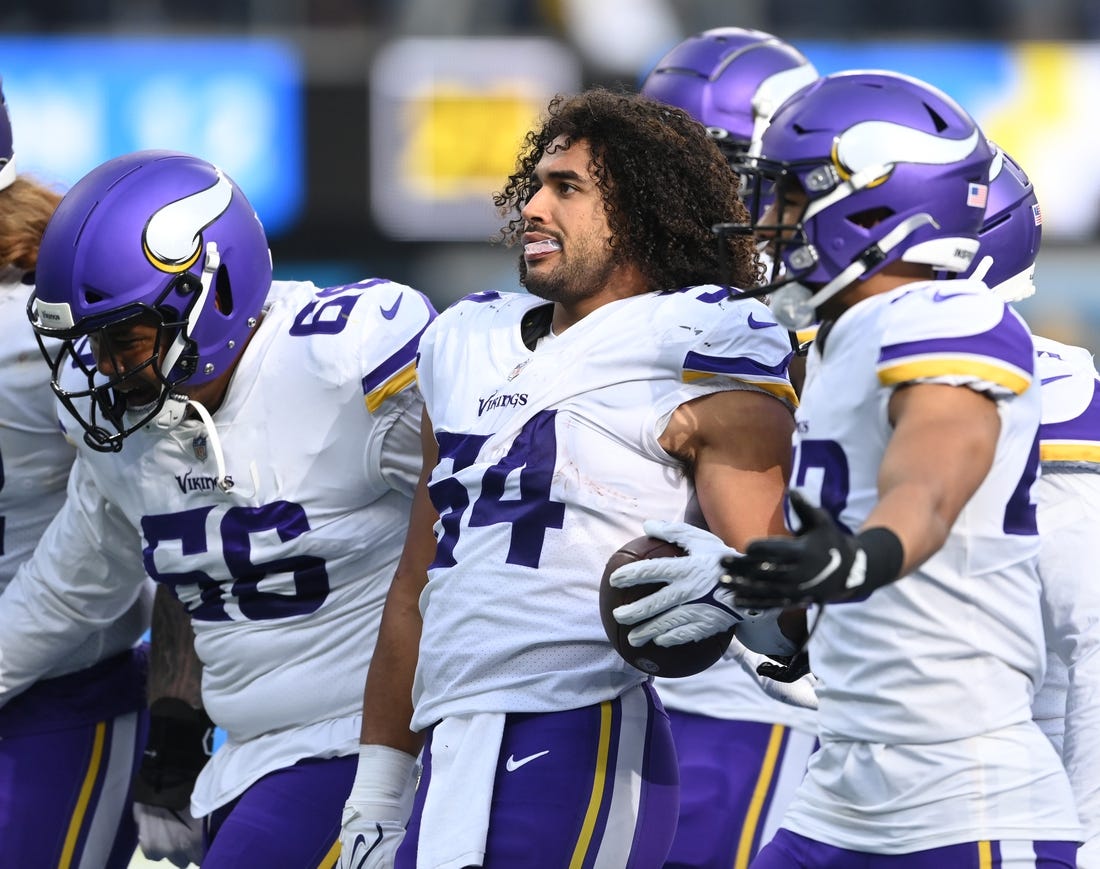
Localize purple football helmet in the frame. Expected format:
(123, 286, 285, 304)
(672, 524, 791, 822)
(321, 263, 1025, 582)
(0, 79, 15, 191)
(962, 145, 1042, 302)
(641, 27, 817, 161)
(28, 150, 272, 452)
(737, 70, 995, 329)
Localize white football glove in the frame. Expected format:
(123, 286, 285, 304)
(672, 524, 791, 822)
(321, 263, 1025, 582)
(724, 632, 819, 710)
(611, 520, 758, 647)
(338, 745, 420, 869)
(134, 803, 204, 868)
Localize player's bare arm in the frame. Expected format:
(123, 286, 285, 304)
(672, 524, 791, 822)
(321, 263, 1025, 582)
(661, 388, 795, 549)
(360, 407, 439, 754)
(870, 382, 1001, 574)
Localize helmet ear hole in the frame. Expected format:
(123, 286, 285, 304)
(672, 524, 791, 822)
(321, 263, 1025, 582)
(213, 264, 233, 315)
(848, 206, 895, 229)
(84, 288, 105, 304)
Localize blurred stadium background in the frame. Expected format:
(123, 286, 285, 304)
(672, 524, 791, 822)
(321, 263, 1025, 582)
(7, 0, 1100, 353)
(2, 1, 1093, 865)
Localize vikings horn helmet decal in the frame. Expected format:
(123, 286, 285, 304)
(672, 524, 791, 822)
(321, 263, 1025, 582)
(730, 71, 995, 329)
(143, 170, 234, 274)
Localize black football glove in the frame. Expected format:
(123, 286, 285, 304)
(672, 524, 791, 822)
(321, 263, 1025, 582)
(132, 697, 214, 811)
(755, 649, 812, 684)
(721, 491, 904, 609)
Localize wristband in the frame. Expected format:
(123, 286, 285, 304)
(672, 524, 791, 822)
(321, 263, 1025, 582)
(855, 526, 905, 593)
(346, 744, 420, 824)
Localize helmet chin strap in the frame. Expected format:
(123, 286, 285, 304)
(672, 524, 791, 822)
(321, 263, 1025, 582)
(160, 241, 221, 379)
(770, 213, 937, 330)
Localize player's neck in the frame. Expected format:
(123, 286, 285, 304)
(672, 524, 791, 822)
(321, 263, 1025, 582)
(551, 264, 649, 334)
(825, 263, 935, 317)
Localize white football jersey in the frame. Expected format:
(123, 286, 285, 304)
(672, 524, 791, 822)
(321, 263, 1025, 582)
(411, 287, 796, 729)
(1031, 335, 1100, 732)
(0, 271, 151, 681)
(0, 278, 432, 816)
(1031, 334, 1100, 857)
(780, 280, 1080, 850)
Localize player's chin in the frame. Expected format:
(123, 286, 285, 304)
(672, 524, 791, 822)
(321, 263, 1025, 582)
(119, 387, 161, 410)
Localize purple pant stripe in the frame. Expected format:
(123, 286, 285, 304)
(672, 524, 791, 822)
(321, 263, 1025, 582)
(400, 683, 678, 868)
(665, 710, 820, 869)
(576, 696, 622, 869)
(0, 712, 142, 869)
(67, 718, 114, 867)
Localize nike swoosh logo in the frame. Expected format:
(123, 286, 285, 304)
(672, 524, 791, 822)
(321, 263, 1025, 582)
(380, 297, 402, 320)
(801, 548, 842, 589)
(1040, 373, 1073, 386)
(747, 312, 779, 330)
(505, 750, 549, 772)
(346, 827, 381, 869)
(931, 289, 968, 302)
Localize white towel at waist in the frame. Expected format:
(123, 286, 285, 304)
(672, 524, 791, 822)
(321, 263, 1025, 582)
(418, 712, 506, 869)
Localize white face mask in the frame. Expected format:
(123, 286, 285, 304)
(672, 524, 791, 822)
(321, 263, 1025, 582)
(767, 282, 817, 330)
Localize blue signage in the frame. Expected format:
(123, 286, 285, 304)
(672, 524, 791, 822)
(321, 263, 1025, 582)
(0, 36, 303, 235)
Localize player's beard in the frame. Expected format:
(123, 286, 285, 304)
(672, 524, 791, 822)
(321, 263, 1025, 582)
(519, 238, 618, 306)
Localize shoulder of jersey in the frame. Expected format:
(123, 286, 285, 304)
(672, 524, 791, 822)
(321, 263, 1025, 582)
(643, 286, 796, 404)
(875, 279, 1035, 394)
(420, 290, 542, 358)
(875, 280, 1029, 358)
(877, 279, 1029, 345)
(1034, 334, 1100, 427)
(432, 290, 540, 327)
(649, 286, 795, 379)
(269, 278, 435, 343)
(265, 277, 436, 404)
(648, 285, 787, 343)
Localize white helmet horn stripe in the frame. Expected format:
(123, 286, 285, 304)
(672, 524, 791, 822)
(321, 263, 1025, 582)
(143, 170, 233, 273)
(835, 123, 980, 176)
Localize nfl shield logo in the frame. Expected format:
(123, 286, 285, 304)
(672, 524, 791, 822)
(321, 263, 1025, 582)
(507, 359, 531, 381)
(193, 434, 208, 462)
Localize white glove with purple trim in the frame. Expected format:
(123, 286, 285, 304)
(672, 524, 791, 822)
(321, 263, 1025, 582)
(610, 520, 759, 647)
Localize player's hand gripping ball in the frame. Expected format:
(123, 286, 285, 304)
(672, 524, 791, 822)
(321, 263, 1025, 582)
(599, 535, 735, 678)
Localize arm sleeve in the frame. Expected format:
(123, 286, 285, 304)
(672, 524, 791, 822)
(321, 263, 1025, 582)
(376, 386, 427, 498)
(357, 284, 436, 497)
(0, 457, 149, 705)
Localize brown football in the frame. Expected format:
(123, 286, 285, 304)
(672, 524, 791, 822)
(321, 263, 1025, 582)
(599, 535, 734, 678)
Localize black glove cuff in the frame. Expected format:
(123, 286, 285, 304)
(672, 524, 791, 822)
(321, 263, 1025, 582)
(856, 526, 905, 591)
(132, 698, 214, 810)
